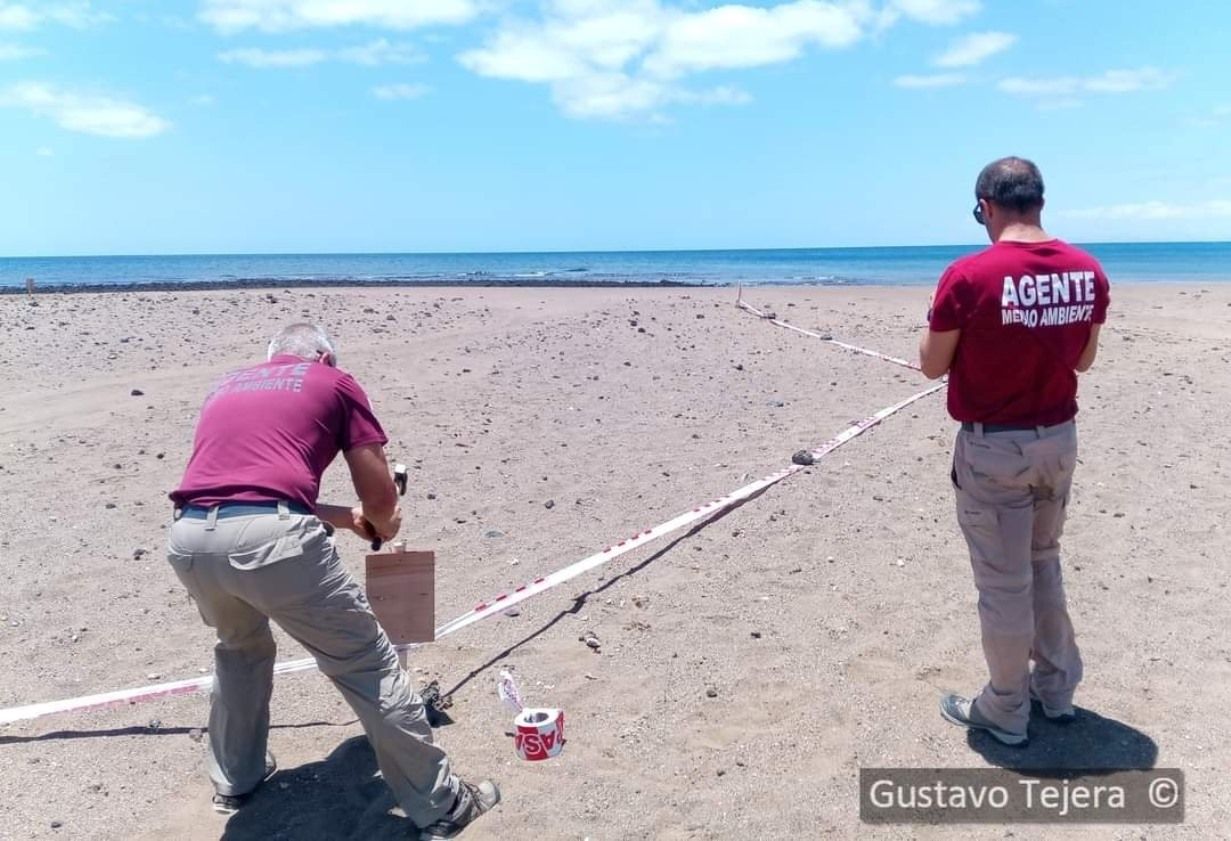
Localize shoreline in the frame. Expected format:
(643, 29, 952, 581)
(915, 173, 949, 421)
(4, 277, 1225, 296)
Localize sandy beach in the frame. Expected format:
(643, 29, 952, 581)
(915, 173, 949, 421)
(1, 283, 1228, 840)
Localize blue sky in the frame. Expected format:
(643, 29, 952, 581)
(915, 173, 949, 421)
(1, 0, 1228, 256)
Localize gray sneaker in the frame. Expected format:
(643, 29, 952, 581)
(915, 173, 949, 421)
(1029, 689, 1077, 724)
(211, 754, 277, 815)
(420, 779, 501, 841)
(940, 694, 1028, 747)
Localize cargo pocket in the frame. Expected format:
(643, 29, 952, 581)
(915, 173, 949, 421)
(166, 549, 195, 574)
(228, 533, 306, 570)
(956, 502, 1001, 564)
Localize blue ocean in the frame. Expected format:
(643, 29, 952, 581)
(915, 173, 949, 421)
(1, 242, 1227, 291)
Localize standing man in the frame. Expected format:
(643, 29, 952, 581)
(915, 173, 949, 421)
(167, 323, 499, 839)
(919, 158, 1110, 747)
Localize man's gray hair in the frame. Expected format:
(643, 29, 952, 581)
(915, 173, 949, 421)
(267, 323, 337, 362)
(975, 156, 1045, 212)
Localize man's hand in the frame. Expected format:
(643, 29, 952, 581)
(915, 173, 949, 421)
(356, 504, 402, 542)
(318, 503, 403, 543)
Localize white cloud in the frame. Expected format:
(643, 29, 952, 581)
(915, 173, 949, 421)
(1083, 67, 1175, 93)
(0, 3, 37, 29)
(43, 2, 111, 27)
(880, 0, 980, 27)
(644, 1, 867, 77)
(200, 0, 479, 32)
(999, 66, 1175, 100)
(336, 38, 422, 66)
(0, 82, 170, 138)
(372, 82, 430, 100)
(0, 2, 111, 30)
(934, 31, 1014, 67)
(0, 41, 42, 59)
(219, 46, 327, 67)
(893, 72, 964, 88)
(190, 93, 217, 105)
(35, 145, 52, 156)
(460, 0, 880, 121)
(1062, 200, 1231, 221)
(219, 38, 421, 68)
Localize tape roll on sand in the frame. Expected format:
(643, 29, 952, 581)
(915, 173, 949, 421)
(514, 708, 566, 761)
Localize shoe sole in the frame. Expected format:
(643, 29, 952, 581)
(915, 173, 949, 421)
(940, 704, 1029, 747)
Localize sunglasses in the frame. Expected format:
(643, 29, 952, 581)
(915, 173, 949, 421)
(972, 200, 986, 225)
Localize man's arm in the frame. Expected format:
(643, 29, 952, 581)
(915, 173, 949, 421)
(919, 328, 960, 379)
(317, 503, 375, 538)
(1075, 323, 1102, 372)
(343, 443, 402, 540)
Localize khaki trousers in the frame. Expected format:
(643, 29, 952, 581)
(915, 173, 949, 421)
(952, 421, 1084, 736)
(166, 508, 457, 828)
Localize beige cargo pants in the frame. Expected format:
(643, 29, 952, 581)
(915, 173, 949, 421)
(166, 506, 457, 827)
(952, 420, 1084, 737)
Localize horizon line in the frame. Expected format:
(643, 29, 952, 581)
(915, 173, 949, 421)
(3, 238, 1229, 261)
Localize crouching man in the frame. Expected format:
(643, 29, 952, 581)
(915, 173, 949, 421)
(167, 323, 498, 839)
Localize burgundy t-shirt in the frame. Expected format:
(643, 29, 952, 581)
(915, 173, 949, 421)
(171, 354, 388, 511)
(930, 239, 1110, 426)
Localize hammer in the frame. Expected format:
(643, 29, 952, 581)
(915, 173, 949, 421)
(371, 462, 409, 551)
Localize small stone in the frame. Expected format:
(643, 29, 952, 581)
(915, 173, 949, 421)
(104, 502, 117, 509)
(503, 607, 521, 618)
(750, 631, 762, 639)
(426, 492, 437, 500)
(544, 499, 555, 509)
(51, 821, 62, 829)
(716, 769, 726, 776)
(132, 548, 148, 559)
(791, 450, 815, 466)
(484, 530, 504, 539)
(705, 686, 718, 698)
(189, 728, 203, 742)
(130, 388, 144, 396)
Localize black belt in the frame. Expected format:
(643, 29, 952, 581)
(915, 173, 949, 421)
(177, 501, 312, 519)
(960, 420, 1072, 433)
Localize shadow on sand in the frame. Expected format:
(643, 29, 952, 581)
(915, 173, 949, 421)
(220, 736, 409, 841)
(964, 701, 1158, 776)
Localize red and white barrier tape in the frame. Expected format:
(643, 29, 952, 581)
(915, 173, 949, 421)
(0, 379, 944, 726)
(736, 294, 921, 372)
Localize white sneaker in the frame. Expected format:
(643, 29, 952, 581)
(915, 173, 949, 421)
(939, 693, 1029, 746)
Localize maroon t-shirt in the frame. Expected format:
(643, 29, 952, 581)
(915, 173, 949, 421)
(930, 239, 1110, 425)
(171, 354, 388, 511)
